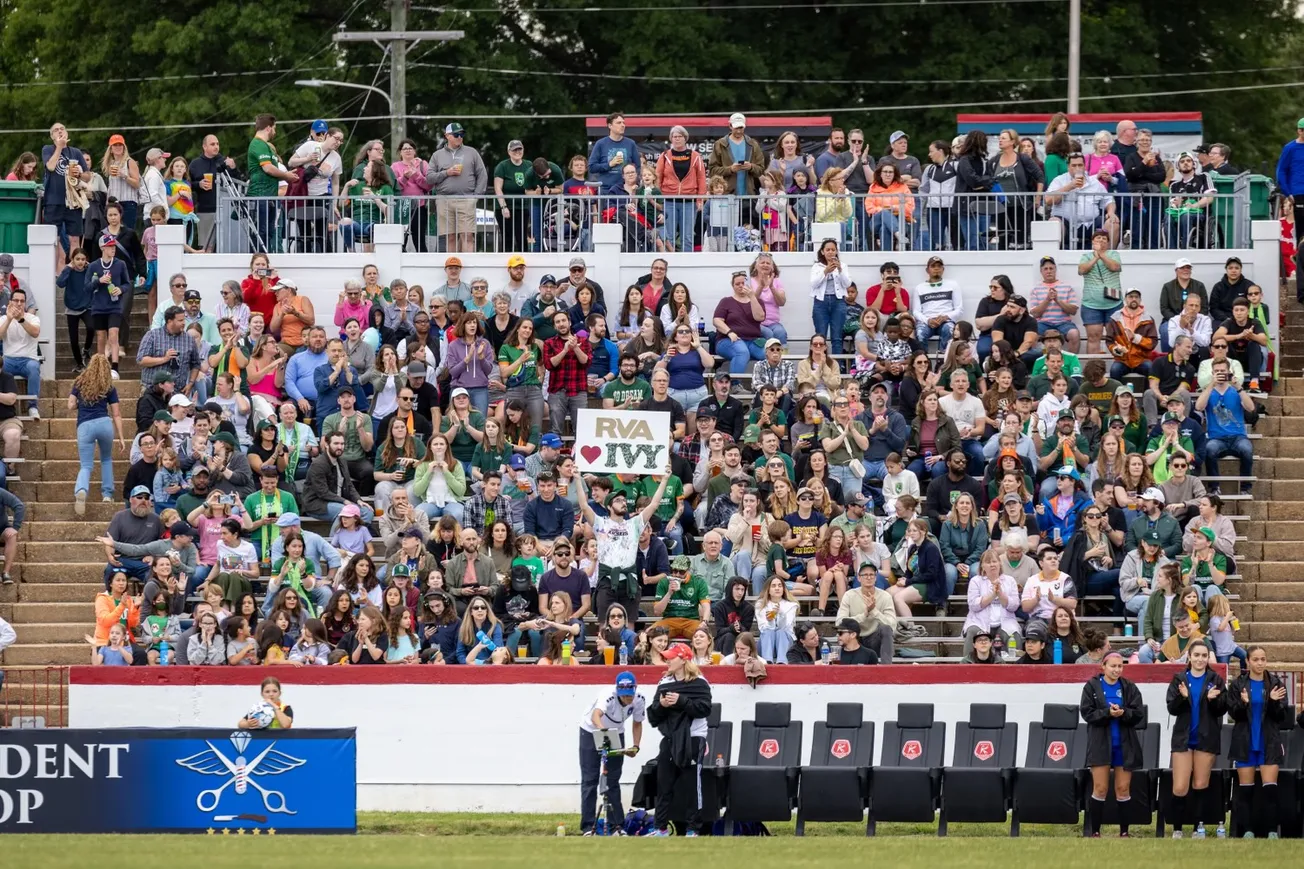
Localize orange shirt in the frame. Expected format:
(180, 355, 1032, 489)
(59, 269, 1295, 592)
(278, 296, 312, 347)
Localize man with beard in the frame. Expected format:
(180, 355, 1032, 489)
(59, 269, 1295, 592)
(302, 431, 373, 522)
(445, 527, 500, 614)
(859, 381, 908, 498)
(243, 465, 299, 563)
(321, 385, 375, 493)
(173, 465, 213, 520)
(814, 127, 852, 180)
(522, 274, 562, 341)
(121, 432, 161, 505)
(102, 486, 163, 585)
(922, 449, 984, 533)
(503, 254, 531, 314)
(135, 373, 175, 434)
(602, 352, 651, 410)
(535, 535, 592, 643)
(284, 326, 329, 417)
(576, 466, 672, 636)
(378, 385, 434, 444)
(696, 371, 745, 441)
(543, 310, 589, 436)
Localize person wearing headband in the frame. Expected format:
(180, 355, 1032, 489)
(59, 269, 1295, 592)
(1080, 650, 1144, 837)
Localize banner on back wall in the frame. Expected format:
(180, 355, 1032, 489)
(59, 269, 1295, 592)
(573, 408, 670, 476)
(0, 728, 356, 834)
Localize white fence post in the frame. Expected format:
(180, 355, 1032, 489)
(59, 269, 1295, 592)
(25, 224, 58, 385)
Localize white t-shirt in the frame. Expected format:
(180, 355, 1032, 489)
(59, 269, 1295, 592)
(939, 392, 984, 437)
(578, 689, 647, 734)
(594, 515, 644, 570)
(1021, 571, 1072, 620)
(293, 140, 342, 197)
(2, 311, 39, 360)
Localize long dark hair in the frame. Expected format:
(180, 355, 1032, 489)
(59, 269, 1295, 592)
(233, 593, 260, 632)
(339, 554, 379, 595)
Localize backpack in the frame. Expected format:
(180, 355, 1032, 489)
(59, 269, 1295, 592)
(621, 808, 657, 837)
(709, 819, 771, 836)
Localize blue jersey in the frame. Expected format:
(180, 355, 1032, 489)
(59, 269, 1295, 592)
(1100, 676, 1124, 748)
(1249, 678, 1265, 752)
(1186, 671, 1207, 747)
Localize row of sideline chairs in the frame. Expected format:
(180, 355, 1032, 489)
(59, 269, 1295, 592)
(633, 701, 1304, 837)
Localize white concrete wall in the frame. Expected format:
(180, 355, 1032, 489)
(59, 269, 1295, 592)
(70, 667, 1182, 813)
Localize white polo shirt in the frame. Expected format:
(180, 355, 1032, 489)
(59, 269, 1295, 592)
(579, 689, 646, 734)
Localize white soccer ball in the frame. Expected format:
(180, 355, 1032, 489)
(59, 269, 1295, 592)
(245, 700, 276, 728)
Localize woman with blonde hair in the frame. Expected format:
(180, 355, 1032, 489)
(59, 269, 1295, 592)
(814, 168, 853, 238)
(756, 575, 799, 663)
(647, 642, 714, 837)
(796, 334, 842, 398)
(768, 475, 799, 519)
(100, 136, 142, 230)
(69, 354, 127, 512)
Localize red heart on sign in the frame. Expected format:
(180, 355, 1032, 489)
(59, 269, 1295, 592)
(579, 445, 602, 464)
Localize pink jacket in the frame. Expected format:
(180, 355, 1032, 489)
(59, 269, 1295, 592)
(655, 148, 707, 197)
(391, 159, 432, 197)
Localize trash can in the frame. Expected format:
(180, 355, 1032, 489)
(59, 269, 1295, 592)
(0, 181, 39, 254)
(1208, 172, 1250, 247)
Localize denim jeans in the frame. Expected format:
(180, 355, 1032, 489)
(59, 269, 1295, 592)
(578, 726, 626, 834)
(733, 550, 769, 595)
(922, 208, 951, 251)
(913, 319, 954, 349)
(1166, 213, 1205, 249)
(828, 463, 860, 497)
(758, 628, 792, 663)
(461, 385, 489, 417)
(75, 417, 115, 499)
(341, 221, 375, 252)
(1110, 361, 1150, 380)
(716, 337, 764, 374)
(416, 500, 464, 524)
(760, 322, 789, 345)
(940, 564, 962, 599)
(1125, 593, 1149, 637)
(4, 356, 40, 407)
(1205, 435, 1254, 489)
(104, 557, 151, 586)
(320, 499, 376, 524)
(252, 199, 279, 254)
(661, 199, 697, 252)
(1198, 584, 1226, 605)
(811, 295, 847, 348)
(958, 212, 990, 251)
(547, 390, 587, 435)
(668, 385, 708, 414)
(906, 457, 947, 481)
(187, 563, 213, 596)
(868, 211, 900, 251)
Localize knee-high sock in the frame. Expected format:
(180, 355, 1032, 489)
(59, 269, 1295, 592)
(1235, 783, 1254, 836)
(1261, 782, 1278, 837)
(1170, 792, 1187, 833)
(1117, 796, 1131, 835)
(1088, 795, 1105, 836)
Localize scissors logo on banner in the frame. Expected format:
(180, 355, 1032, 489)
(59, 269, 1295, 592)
(176, 732, 305, 818)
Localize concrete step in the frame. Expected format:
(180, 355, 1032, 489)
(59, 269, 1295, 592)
(22, 542, 114, 562)
(1245, 622, 1304, 643)
(1241, 601, 1304, 622)
(1246, 520, 1304, 541)
(24, 501, 121, 523)
(20, 563, 110, 584)
(1, 602, 93, 623)
(48, 379, 142, 399)
(1250, 642, 1304, 663)
(18, 582, 106, 602)
(13, 623, 96, 643)
(1, 644, 88, 666)
(1239, 580, 1304, 601)
(0, 704, 69, 728)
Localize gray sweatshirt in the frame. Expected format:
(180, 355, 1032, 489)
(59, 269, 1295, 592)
(426, 146, 488, 196)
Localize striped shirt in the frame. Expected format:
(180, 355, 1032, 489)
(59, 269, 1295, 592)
(135, 325, 201, 386)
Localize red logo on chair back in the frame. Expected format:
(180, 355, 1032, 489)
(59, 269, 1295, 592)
(758, 739, 780, 759)
(973, 740, 995, 762)
(830, 739, 852, 759)
(901, 739, 923, 760)
(1047, 740, 1068, 762)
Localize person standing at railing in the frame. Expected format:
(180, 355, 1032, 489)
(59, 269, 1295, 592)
(493, 139, 531, 253)
(953, 130, 997, 251)
(426, 122, 487, 253)
(285, 122, 343, 254)
(188, 134, 236, 252)
(390, 139, 431, 253)
(1046, 151, 1119, 250)
(1275, 119, 1304, 298)
(246, 114, 296, 255)
(1122, 130, 1166, 249)
(988, 129, 1044, 252)
(101, 135, 141, 232)
(524, 158, 565, 254)
(654, 126, 706, 253)
(587, 113, 640, 193)
(919, 141, 958, 253)
(42, 122, 91, 271)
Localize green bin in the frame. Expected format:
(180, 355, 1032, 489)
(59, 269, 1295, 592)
(0, 181, 39, 254)
(1208, 172, 1271, 248)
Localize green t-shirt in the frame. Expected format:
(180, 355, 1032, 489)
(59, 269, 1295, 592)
(642, 474, 684, 523)
(322, 412, 374, 462)
(1039, 432, 1089, 461)
(524, 162, 565, 192)
(441, 411, 488, 463)
(512, 555, 546, 585)
(243, 490, 299, 559)
(1030, 351, 1082, 378)
(655, 574, 710, 620)
(471, 443, 512, 476)
(818, 419, 867, 466)
(352, 183, 393, 227)
(765, 543, 788, 576)
(1179, 553, 1228, 588)
(753, 451, 795, 480)
(246, 137, 281, 197)
(748, 407, 788, 428)
(602, 377, 651, 407)
(494, 159, 530, 197)
(498, 344, 541, 387)
(1080, 250, 1123, 310)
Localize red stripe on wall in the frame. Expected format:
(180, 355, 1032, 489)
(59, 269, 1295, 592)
(69, 664, 1196, 687)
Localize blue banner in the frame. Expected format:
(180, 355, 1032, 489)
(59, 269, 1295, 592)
(0, 728, 356, 833)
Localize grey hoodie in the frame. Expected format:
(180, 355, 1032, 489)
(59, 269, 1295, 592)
(426, 145, 488, 196)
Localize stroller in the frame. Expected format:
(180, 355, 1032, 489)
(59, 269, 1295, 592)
(537, 197, 584, 252)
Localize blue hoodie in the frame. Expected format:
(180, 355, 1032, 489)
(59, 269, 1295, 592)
(1038, 490, 1092, 544)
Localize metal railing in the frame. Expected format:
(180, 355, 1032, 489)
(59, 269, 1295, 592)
(1, 666, 67, 728)
(213, 189, 1257, 256)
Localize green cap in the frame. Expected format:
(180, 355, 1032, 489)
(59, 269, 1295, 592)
(742, 423, 762, 444)
(1199, 526, 1216, 543)
(670, 554, 691, 573)
(390, 563, 411, 578)
(1297, 117, 1304, 129)
(152, 410, 172, 422)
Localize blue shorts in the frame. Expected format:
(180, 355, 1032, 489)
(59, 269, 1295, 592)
(1037, 319, 1076, 335)
(1235, 749, 1266, 769)
(1081, 303, 1122, 326)
(1111, 745, 1125, 768)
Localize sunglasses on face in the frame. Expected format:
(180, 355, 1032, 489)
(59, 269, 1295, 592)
(1212, 343, 1228, 349)
(471, 605, 487, 612)
(1084, 513, 1102, 519)
(570, 267, 584, 274)
(399, 395, 413, 402)
(798, 494, 814, 501)
(173, 282, 187, 289)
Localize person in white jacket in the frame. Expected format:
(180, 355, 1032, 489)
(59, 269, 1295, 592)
(756, 575, 799, 663)
(911, 256, 963, 348)
(809, 238, 852, 350)
(0, 614, 15, 685)
(961, 550, 1021, 657)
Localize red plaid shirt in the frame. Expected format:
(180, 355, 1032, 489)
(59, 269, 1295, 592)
(543, 335, 590, 395)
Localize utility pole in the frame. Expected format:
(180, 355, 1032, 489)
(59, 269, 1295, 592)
(1067, 0, 1081, 114)
(334, 7, 464, 147)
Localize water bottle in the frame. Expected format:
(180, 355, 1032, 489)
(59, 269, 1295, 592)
(1007, 635, 1018, 661)
(697, 317, 706, 337)
(562, 638, 572, 661)
(1194, 822, 1206, 839)
(619, 645, 629, 666)
(1216, 822, 1226, 838)
(158, 640, 170, 667)
(820, 641, 830, 663)
(714, 753, 725, 769)
(1053, 638, 1063, 664)
(556, 824, 566, 836)
(1124, 624, 1134, 638)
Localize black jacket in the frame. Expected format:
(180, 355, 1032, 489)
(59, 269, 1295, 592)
(647, 676, 713, 767)
(1225, 672, 1292, 764)
(787, 645, 819, 664)
(301, 453, 361, 517)
(709, 598, 756, 654)
(1165, 668, 1228, 754)
(1080, 675, 1145, 769)
(136, 386, 169, 435)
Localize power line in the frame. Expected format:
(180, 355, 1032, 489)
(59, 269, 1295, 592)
(413, 0, 1064, 11)
(5, 79, 1299, 136)
(0, 65, 379, 90)
(412, 60, 1304, 87)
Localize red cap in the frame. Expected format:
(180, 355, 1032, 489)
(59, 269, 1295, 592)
(663, 643, 694, 662)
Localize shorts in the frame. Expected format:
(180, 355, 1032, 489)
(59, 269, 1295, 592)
(436, 197, 477, 236)
(1235, 749, 1266, 769)
(1081, 303, 1122, 326)
(1037, 319, 1076, 335)
(668, 385, 708, 412)
(0, 418, 21, 439)
(910, 582, 930, 600)
(43, 203, 82, 243)
(91, 313, 123, 332)
(1111, 745, 1125, 768)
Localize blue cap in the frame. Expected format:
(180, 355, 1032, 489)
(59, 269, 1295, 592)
(539, 274, 557, 287)
(129, 485, 151, 498)
(310, 120, 329, 135)
(540, 432, 562, 449)
(509, 454, 526, 469)
(615, 671, 637, 697)
(275, 512, 302, 527)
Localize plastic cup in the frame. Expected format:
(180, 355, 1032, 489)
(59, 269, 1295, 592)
(603, 646, 615, 665)
(711, 651, 722, 665)
(517, 645, 528, 660)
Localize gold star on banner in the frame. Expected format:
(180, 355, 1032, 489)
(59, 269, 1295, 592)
(206, 828, 215, 836)
(252, 828, 261, 836)
(221, 828, 230, 836)
(267, 829, 277, 836)
(237, 828, 246, 836)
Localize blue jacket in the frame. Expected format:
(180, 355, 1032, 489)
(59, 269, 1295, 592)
(285, 349, 328, 402)
(587, 136, 640, 190)
(523, 495, 575, 542)
(456, 621, 503, 664)
(858, 409, 909, 462)
(1278, 140, 1304, 196)
(1037, 491, 1091, 544)
(312, 362, 369, 425)
(58, 265, 94, 311)
(585, 336, 620, 379)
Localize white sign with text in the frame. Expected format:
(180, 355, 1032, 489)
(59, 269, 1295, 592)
(573, 409, 671, 476)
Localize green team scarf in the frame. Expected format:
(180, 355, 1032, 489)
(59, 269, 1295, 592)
(282, 560, 319, 618)
(278, 423, 302, 489)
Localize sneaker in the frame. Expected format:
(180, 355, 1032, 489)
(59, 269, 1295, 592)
(684, 830, 698, 837)
(613, 829, 627, 837)
(648, 828, 673, 838)
(1089, 832, 1101, 838)
(1119, 832, 1130, 838)
(75, 490, 87, 516)
(102, 495, 113, 502)
(582, 830, 595, 837)
(27, 405, 39, 420)
(110, 370, 120, 381)
(1, 573, 11, 585)
(1268, 832, 1279, 840)
(808, 606, 823, 618)
(1172, 831, 1183, 839)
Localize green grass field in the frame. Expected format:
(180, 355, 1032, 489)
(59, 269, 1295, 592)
(6, 814, 1302, 868)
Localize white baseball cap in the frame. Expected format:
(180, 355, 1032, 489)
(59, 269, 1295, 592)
(728, 112, 746, 129)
